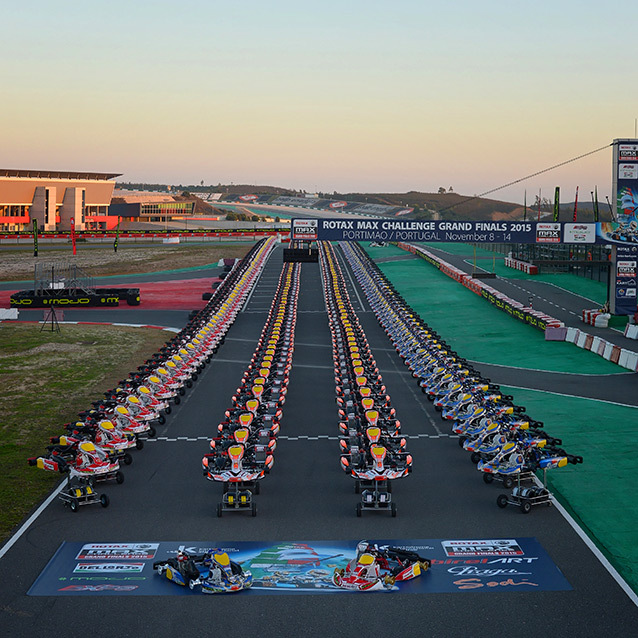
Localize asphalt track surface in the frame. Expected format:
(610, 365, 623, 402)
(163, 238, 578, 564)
(2, 245, 637, 638)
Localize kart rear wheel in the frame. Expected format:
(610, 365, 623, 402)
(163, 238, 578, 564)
(391, 503, 397, 517)
(158, 415, 166, 425)
(356, 503, 362, 517)
(70, 498, 79, 513)
(164, 406, 172, 415)
(179, 387, 186, 395)
(470, 452, 481, 464)
(251, 503, 257, 517)
(458, 437, 466, 448)
(136, 438, 145, 450)
(116, 471, 125, 484)
(520, 499, 532, 514)
(217, 503, 223, 518)
(174, 396, 181, 405)
(148, 426, 157, 438)
(483, 473, 494, 484)
(100, 493, 110, 508)
(123, 453, 133, 466)
(496, 494, 508, 509)
(186, 380, 193, 388)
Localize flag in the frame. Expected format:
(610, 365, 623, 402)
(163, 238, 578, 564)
(71, 217, 76, 255)
(114, 216, 120, 253)
(594, 187, 600, 222)
(33, 219, 38, 257)
(553, 187, 560, 222)
(573, 186, 579, 222)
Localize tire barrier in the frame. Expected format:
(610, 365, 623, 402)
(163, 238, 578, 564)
(26, 237, 277, 513)
(581, 309, 610, 328)
(504, 256, 538, 275)
(396, 243, 563, 333)
(341, 242, 583, 513)
(202, 259, 300, 517)
(565, 326, 638, 371)
(320, 242, 410, 517)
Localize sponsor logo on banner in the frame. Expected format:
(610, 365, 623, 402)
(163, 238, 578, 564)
(619, 144, 638, 161)
(292, 219, 318, 240)
(619, 163, 638, 180)
(564, 223, 595, 243)
(58, 584, 139, 592)
(536, 223, 561, 243)
(395, 208, 414, 216)
(239, 195, 258, 202)
(442, 540, 524, 557)
(617, 288, 637, 298)
(329, 201, 347, 209)
(74, 562, 145, 573)
(617, 260, 637, 277)
(76, 543, 159, 560)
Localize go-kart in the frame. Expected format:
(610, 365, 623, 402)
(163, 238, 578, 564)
(153, 549, 252, 593)
(332, 541, 430, 591)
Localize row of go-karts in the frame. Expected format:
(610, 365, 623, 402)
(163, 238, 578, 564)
(202, 260, 300, 517)
(340, 241, 583, 514)
(27, 238, 277, 512)
(319, 242, 412, 517)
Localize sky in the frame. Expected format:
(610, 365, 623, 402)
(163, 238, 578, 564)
(2, 0, 637, 204)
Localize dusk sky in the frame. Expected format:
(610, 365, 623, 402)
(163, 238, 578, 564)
(2, 0, 637, 203)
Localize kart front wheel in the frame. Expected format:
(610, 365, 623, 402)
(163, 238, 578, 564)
(503, 477, 514, 490)
(116, 471, 125, 484)
(174, 396, 181, 405)
(251, 503, 257, 517)
(520, 499, 532, 514)
(356, 503, 362, 517)
(496, 494, 508, 509)
(483, 473, 494, 484)
(148, 426, 157, 438)
(391, 503, 397, 517)
(123, 453, 133, 466)
(100, 493, 110, 508)
(136, 438, 145, 450)
(70, 498, 79, 513)
(158, 415, 166, 425)
(217, 503, 223, 518)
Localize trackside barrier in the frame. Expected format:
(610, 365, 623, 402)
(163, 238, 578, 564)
(504, 256, 538, 275)
(624, 351, 638, 371)
(576, 332, 589, 349)
(610, 346, 621, 364)
(582, 309, 610, 328)
(591, 336, 604, 355)
(396, 242, 563, 334)
(566, 327, 580, 343)
(602, 342, 614, 360)
(0, 308, 19, 320)
(624, 324, 638, 340)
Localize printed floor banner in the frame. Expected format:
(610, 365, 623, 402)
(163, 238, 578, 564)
(28, 538, 571, 596)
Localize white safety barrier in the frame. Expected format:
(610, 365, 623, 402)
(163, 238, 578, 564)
(0, 308, 18, 320)
(624, 324, 638, 340)
(566, 327, 580, 344)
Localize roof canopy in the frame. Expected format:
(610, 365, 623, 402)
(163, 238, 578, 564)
(0, 169, 121, 181)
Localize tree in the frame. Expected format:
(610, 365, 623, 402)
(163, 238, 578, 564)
(438, 187, 446, 194)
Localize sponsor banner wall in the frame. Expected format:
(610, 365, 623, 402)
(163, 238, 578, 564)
(29, 538, 570, 596)
(611, 244, 638, 315)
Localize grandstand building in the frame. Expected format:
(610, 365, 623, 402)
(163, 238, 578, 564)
(0, 168, 119, 232)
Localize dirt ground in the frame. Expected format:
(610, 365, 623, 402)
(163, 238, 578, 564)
(0, 243, 254, 281)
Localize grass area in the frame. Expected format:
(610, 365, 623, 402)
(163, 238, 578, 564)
(0, 324, 171, 542)
(501, 386, 638, 594)
(364, 245, 621, 374)
(0, 242, 254, 282)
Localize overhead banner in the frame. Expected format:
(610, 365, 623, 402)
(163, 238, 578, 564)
(28, 538, 570, 596)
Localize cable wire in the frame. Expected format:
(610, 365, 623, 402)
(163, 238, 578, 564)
(439, 143, 613, 213)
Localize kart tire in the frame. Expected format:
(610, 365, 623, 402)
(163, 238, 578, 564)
(148, 426, 157, 438)
(458, 437, 466, 448)
(356, 503, 362, 517)
(165, 406, 172, 415)
(100, 493, 110, 508)
(503, 477, 514, 490)
(251, 503, 257, 517)
(179, 387, 186, 396)
(391, 503, 397, 517)
(254, 482, 260, 495)
(471, 452, 481, 464)
(116, 471, 125, 484)
(192, 373, 198, 382)
(174, 396, 181, 405)
(158, 415, 166, 425)
(123, 453, 133, 466)
(387, 481, 392, 493)
(496, 494, 508, 509)
(520, 499, 532, 514)
(483, 473, 494, 484)
(136, 438, 145, 450)
(354, 480, 360, 494)
(70, 498, 79, 513)
(217, 503, 223, 517)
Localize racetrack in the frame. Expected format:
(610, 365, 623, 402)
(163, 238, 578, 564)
(1, 244, 637, 638)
